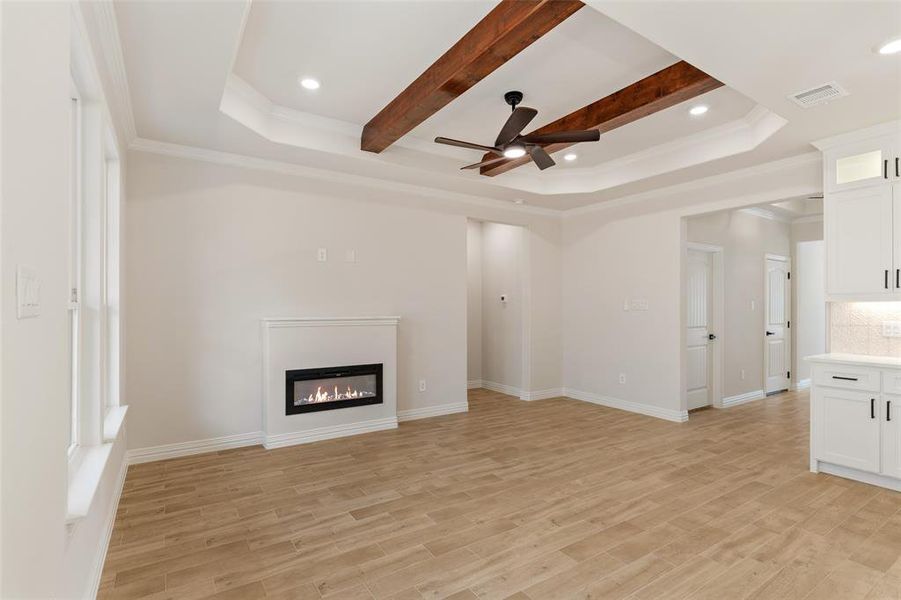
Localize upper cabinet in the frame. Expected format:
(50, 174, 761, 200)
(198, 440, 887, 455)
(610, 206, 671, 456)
(817, 122, 901, 301)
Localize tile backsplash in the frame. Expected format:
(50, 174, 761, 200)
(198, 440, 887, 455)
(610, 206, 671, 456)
(830, 302, 901, 357)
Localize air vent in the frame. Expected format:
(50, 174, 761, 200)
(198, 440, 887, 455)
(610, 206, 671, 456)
(788, 81, 848, 108)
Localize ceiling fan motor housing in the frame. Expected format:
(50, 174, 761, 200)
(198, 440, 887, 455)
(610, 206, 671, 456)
(504, 90, 524, 110)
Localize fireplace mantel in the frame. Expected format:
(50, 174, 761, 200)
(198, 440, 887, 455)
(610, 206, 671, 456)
(260, 316, 400, 449)
(262, 316, 401, 328)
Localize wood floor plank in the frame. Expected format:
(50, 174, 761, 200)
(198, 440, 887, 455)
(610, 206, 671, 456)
(99, 389, 898, 600)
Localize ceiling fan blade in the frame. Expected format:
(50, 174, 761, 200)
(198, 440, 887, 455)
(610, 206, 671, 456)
(461, 156, 509, 170)
(528, 145, 555, 170)
(519, 130, 600, 144)
(494, 107, 538, 147)
(434, 137, 501, 154)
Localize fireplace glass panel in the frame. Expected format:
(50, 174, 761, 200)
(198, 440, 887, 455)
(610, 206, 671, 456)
(285, 363, 383, 415)
(293, 374, 377, 407)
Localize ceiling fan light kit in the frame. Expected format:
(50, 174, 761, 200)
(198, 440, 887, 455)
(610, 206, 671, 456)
(434, 90, 601, 172)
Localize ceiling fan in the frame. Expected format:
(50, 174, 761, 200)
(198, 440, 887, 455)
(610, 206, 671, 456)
(434, 91, 600, 171)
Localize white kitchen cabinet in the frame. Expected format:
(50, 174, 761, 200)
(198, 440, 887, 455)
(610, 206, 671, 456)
(809, 354, 901, 491)
(815, 386, 880, 473)
(817, 123, 901, 301)
(825, 184, 896, 298)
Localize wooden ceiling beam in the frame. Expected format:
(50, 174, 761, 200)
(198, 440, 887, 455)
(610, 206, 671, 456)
(360, 0, 584, 154)
(479, 61, 724, 176)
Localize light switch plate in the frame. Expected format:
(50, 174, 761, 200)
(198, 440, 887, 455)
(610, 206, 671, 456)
(629, 298, 649, 311)
(883, 321, 901, 338)
(344, 249, 356, 263)
(317, 248, 327, 262)
(16, 266, 40, 319)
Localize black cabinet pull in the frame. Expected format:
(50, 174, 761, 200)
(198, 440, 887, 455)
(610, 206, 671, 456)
(872, 398, 876, 419)
(887, 270, 890, 289)
(897, 268, 900, 289)
(886, 159, 890, 179)
(888, 400, 892, 422)
(896, 157, 900, 178)
(832, 375, 858, 381)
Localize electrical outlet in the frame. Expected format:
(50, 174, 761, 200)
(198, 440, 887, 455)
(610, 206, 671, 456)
(623, 299, 630, 312)
(750, 300, 756, 311)
(883, 321, 901, 338)
(630, 298, 649, 311)
(317, 248, 328, 262)
(418, 379, 426, 392)
(344, 249, 356, 263)
(618, 373, 626, 384)
(741, 369, 746, 380)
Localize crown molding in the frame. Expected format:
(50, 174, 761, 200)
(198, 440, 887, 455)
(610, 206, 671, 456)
(129, 137, 561, 217)
(81, 0, 137, 143)
(812, 120, 901, 151)
(563, 151, 821, 217)
(738, 206, 790, 223)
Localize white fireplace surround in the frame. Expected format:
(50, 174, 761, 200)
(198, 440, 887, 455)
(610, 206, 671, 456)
(261, 316, 400, 449)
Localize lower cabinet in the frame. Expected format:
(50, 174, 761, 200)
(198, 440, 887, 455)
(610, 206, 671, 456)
(810, 358, 901, 490)
(815, 387, 881, 473)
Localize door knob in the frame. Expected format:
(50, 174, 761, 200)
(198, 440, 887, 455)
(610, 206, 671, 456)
(708, 333, 717, 340)
(765, 331, 775, 336)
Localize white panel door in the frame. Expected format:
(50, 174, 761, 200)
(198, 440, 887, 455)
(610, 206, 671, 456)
(815, 387, 880, 473)
(764, 257, 791, 394)
(826, 186, 894, 295)
(686, 250, 712, 410)
(882, 394, 901, 479)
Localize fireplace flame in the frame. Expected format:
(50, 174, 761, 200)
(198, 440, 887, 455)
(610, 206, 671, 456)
(301, 384, 374, 404)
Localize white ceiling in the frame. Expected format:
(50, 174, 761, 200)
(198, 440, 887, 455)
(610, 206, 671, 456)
(114, 0, 901, 211)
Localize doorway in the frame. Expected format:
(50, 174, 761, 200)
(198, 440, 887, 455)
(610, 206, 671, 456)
(764, 254, 791, 395)
(466, 219, 526, 398)
(685, 243, 724, 410)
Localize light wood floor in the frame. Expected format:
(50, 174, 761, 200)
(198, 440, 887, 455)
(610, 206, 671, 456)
(100, 389, 901, 600)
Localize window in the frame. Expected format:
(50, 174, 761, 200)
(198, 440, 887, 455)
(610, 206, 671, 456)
(68, 85, 82, 457)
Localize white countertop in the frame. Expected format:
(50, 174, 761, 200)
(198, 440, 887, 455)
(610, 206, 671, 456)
(806, 353, 901, 369)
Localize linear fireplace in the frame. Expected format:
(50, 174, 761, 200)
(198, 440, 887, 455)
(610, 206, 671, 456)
(285, 363, 383, 415)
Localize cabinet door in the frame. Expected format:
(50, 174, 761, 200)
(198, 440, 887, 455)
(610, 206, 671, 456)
(882, 394, 901, 479)
(814, 387, 880, 473)
(894, 184, 901, 292)
(826, 186, 894, 296)
(826, 139, 892, 192)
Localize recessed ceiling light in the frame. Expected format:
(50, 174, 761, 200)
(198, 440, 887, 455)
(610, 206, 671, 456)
(513, 199, 525, 205)
(504, 146, 526, 159)
(299, 77, 320, 90)
(689, 105, 709, 116)
(563, 153, 578, 161)
(877, 37, 901, 55)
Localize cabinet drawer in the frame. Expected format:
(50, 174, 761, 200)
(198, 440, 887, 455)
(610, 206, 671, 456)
(813, 364, 881, 392)
(885, 371, 901, 395)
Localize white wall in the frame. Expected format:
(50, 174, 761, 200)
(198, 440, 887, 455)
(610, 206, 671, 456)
(480, 222, 524, 392)
(466, 220, 482, 385)
(795, 240, 826, 382)
(125, 152, 472, 449)
(1, 4, 127, 597)
(687, 210, 791, 398)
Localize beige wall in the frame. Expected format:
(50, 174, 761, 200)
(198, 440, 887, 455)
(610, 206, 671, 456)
(687, 210, 792, 398)
(795, 240, 826, 382)
(466, 220, 482, 384)
(480, 222, 524, 392)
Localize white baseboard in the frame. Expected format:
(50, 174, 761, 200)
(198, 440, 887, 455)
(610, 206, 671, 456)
(87, 452, 128, 600)
(563, 388, 688, 423)
(467, 379, 482, 390)
(793, 378, 811, 391)
(817, 461, 901, 492)
(481, 380, 521, 397)
(520, 388, 565, 401)
(127, 431, 264, 464)
(263, 417, 397, 450)
(398, 402, 469, 422)
(722, 389, 765, 408)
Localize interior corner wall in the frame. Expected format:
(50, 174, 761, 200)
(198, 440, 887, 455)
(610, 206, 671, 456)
(125, 151, 469, 450)
(562, 209, 683, 414)
(480, 222, 524, 393)
(686, 210, 791, 398)
(466, 220, 482, 385)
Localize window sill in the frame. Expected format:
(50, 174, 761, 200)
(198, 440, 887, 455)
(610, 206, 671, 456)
(66, 444, 112, 525)
(66, 405, 128, 526)
(103, 405, 128, 442)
